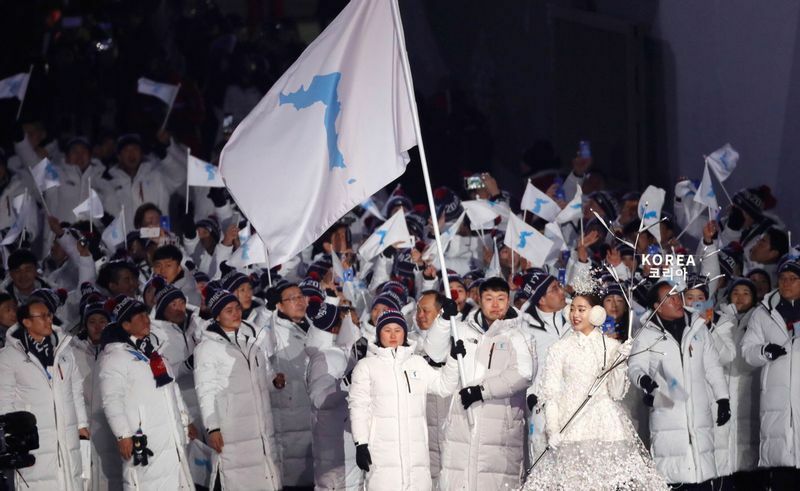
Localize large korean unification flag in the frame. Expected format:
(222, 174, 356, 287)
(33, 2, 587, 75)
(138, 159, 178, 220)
(220, 0, 416, 266)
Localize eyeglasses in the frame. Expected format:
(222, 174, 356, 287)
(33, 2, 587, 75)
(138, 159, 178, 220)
(29, 312, 53, 320)
(281, 295, 306, 304)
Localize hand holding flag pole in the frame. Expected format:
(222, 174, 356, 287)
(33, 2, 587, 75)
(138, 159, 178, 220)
(389, 0, 473, 427)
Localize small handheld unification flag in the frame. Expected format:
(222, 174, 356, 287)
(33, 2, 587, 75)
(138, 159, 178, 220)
(556, 184, 583, 224)
(461, 200, 499, 231)
(694, 162, 719, 215)
(521, 182, 560, 222)
(73, 189, 104, 219)
(137, 77, 180, 106)
(187, 154, 225, 188)
(485, 238, 502, 278)
(544, 222, 567, 262)
(0, 72, 30, 101)
(706, 143, 739, 182)
(359, 209, 412, 262)
(1, 193, 36, 245)
(228, 233, 267, 268)
(504, 213, 554, 266)
(102, 212, 126, 251)
(360, 197, 386, 221)
(31, 158, 60, 192)
(422, 209, 466, 262)
(638, 185, 666, 243)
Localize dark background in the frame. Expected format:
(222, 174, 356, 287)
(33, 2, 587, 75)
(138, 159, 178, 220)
(1, 0, 797, 229)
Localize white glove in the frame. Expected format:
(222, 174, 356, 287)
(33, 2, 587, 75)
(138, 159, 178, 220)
(617, 339, 632, 358)
(547, 432, 562, 449)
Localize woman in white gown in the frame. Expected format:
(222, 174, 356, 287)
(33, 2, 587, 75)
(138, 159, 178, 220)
(522, 292, 667, 490)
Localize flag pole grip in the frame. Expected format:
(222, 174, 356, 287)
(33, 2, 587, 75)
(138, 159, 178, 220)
(389, 0, 474, 427)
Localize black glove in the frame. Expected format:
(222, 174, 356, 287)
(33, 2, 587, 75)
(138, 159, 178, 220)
(355, 443, 372, 472)
(639, 375, 659, 395)
(459, 385, 483, 409)
(643, 394, 654, 407)
(381, 246, 396, 258)
(342, 369, 353, 386)
(450, 338, 466, 360)
(716, 399, 731, 426)
(208, 187, 228, 207)
(265, 287, 281, 311)
(181, 213, 196, 240)
(527, 394, 538, 411)
(764, 343, 787, 361)
(441, 297, 459, 320)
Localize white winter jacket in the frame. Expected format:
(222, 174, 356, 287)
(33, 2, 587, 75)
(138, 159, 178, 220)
(194, 320, 281, 490)
(349, 342, 459, 490)
(98, 324, 193, 490)
(269, 313, 314, 486)
(423, 309, 534, 491)
(44, 159, 110, 223)
(0, 325, 87, 491)
(628, 312, 729, 484)
(741, 290, 800, 469)
(305, 326, 362, 490)
(711, 305, 759, 476)
(73, 337, 121, 490)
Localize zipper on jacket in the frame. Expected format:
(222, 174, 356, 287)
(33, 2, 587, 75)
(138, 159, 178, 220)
(487, 342, 496, 369)
(403, 370, 411, 393)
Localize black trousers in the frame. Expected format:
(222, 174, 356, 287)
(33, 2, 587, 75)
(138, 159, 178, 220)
(769, 467, 800, 491)
(668, 479, 714, 490)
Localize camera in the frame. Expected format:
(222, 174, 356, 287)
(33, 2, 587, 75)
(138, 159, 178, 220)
(0, 411, 39, 471)
(463, 174, 485, 191)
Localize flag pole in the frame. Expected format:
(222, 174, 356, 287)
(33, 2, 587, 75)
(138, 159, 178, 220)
(88, 176, 93, 234)
(160, 83, 181, 133)
(121, 205, 128, 250)
(389, 0, 473, 426)
(185, 147, 191, 214)
(16, 64, 33, 121)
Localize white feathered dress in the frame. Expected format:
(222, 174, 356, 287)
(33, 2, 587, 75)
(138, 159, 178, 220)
(522, 328, 667, 490)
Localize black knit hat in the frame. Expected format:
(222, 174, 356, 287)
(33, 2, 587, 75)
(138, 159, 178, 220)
(31, 288, 68, 314)
(434, 187, 463, 222)
(154, 284, 186, 321)
(116, 133, 142, 153)
(380, 280, 409, 305)
(221, 270, 250, 293)
(521, 268, 556, 307)
(206, 288, 239, 318)
(371, 291, 403, 312)
(82, 301, 111, 328)
(375, 310, 408, 347)
(299, 278, 325, 302)
(726, 277, 757, 305)
(588, 191, 619, 220)
(777, 254, 800, 278)
(308, 302, 340, 332)
(110, 295, 148, 324)
(196, 217, 221, 243)
(732, 186, 776, 220)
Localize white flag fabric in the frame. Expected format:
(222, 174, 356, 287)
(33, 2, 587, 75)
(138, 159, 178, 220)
(72, 189, 104, 219)
(422, 210, 466, 262)
(556, 184, 583, 224)
(504, 213, 554, 266)
(187, 154, 225, 187)
(675, 180, 704, 227)
(707, 143, 739, 182)
(0, 72, 30, 101)
(220, 0, 416, 267)
(638, 185, 666, 243)
(102, 212, 126, 251)
(485, 239, 502, 278)
(461, 200, 499, 230)
(137, 77, 180, 106)
(2, 194, 35, 245)
(31, 158, 60, 192)
(544, 222, 568, 259)
(359, 209, 412, 262)
(694, 162, 719, 213)
(228, 233, 267, 268)
(521, 182, 560, 222)
(360, 197, 386, 221)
